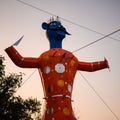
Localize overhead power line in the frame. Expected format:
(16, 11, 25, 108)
(72, 28, 120, 53)
(79, 71, 119, 120)
(16, 0, 120, 42)
(16, 69, 37, 92)
(17, 0, 55, 16)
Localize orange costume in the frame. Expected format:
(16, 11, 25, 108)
(5, 19, 109, 120)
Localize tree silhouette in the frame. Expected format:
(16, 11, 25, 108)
(0, 56, 41, 120)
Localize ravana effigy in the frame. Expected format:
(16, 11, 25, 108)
(5, 17, 109, 120)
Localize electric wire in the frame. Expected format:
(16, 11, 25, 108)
(60, 17, 120, 42)
(16, 0, 55, 16)
(72, 28, 120, 53)
(79, 71, 119, 120)
(16, 69, 37, 92)
(16, 0, 120, 42)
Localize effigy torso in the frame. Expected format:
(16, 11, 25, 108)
(39, 48, 78, 120)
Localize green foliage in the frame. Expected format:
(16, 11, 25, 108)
(0, 56, 41, 120)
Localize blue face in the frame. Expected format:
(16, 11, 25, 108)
(42, 21, 70, 48)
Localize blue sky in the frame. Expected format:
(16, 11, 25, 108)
(0, 0, 120, 119)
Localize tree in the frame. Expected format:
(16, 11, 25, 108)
(0, 56, 41, 120)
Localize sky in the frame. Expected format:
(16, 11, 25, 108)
(0, 0, 120, 120)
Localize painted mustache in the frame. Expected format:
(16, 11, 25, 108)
(49, 26, 71, 35)
(52, 26, 71, 35)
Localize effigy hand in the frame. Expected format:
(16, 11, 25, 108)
(104, 57, 110, 71)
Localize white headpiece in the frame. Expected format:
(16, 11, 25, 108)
(48, 16, 61, 23)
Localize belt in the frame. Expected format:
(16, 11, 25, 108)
(43, 94, 71, 99)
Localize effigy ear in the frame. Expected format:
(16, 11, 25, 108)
(42, 22, 48, 30)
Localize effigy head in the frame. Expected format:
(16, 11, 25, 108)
(42, 17, 70, 42)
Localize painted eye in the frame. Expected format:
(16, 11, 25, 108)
(49, 21, 62, 29)
(53, 23, 56, 25)
(50, 22, 56, 26)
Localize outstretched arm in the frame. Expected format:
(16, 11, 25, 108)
(5, 46, 39, 68)
(78, 58, 109, 72)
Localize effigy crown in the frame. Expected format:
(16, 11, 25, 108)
(47, 16, 61, 23)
